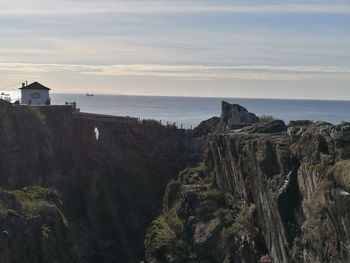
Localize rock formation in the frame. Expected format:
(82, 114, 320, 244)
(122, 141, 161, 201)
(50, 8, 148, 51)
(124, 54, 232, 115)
(1, 99, 350, 263)
(0, 186, 74, 263)
(145, 118, 350, 263)
(0, 101, 200, 262)
(220, 101, 259, 130)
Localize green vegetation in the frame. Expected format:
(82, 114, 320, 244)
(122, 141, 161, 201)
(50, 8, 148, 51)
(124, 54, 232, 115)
(147, 216, 177, 247)
(259, 115, 275, 123)
(199, 188, 224, 201)
(312, 159, 327, 173)
(164, 205, 184, 235)
(10, 186, 51, 202)
(7, 186, 68, 227)
(222, 201, 255, 241)
(179, 162, 207, 179)
(196, 189, 225, 221)
(145, 207, 191, 262)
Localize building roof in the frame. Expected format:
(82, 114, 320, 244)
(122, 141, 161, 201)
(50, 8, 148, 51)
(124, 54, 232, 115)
(19, 82, 51, 90)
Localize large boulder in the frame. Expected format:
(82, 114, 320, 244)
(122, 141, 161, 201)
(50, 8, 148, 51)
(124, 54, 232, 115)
(221, 101, 259, 130)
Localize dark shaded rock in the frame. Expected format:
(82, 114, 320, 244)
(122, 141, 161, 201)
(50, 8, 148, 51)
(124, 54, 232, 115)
(288, 120, 313, 126)
(243, 119, 287, 134)
(0, 104, 201, 263)
(193, 117, 220, 137)
(0, 187, 75, 263)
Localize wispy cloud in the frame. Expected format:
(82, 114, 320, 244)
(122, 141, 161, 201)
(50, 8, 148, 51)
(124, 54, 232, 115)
(1, 63, 350, 81)
(1, 2, 350, 15)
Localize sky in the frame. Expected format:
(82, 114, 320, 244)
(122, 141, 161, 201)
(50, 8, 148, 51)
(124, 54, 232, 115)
(1, 0, 350, 99)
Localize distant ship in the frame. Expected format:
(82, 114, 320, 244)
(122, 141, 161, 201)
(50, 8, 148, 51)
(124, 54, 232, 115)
(86, 93, 94, 97)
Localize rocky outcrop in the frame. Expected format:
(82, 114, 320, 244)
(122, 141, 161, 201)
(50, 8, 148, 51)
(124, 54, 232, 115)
(242, 119, 287, 133)
(220, 101, 259, 130)
(144, 163, 268, 262)
(193, 117, 220, 137)
(146, 120, 350, 263)
(0, 186, 74, 263)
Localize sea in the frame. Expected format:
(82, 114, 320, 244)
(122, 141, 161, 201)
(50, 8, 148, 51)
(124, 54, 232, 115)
(3, 91, 350, 129)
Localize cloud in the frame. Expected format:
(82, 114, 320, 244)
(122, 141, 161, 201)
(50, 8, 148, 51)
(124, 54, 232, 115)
(1, 1, 350, 15)
(1, 63, 350, 81)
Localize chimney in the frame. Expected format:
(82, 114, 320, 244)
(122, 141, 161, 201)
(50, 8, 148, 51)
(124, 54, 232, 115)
(26, 80, 28, 86)
(22, 83, 25, 88)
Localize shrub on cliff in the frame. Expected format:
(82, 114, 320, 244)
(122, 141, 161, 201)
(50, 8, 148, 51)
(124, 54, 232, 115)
(259, 115, 275, 123)
(0, 187, 74, 263)
(144, 209, 191, 262)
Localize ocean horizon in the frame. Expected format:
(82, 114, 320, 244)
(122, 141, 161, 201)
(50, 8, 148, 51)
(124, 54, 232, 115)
(53, 93, 350, 128)
(2, 91, 350, 128)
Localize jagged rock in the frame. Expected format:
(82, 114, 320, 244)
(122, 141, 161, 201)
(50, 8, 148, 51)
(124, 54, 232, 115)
(209, 122, 350, 262)
(220, 101, 259, 130)
(0, 187, 74, 263)
(3, 99, 350, 263)
(146, 121, 350, 263)
(242, 119, 287, 134)
(193, 117, 220, 137)
(288, 120, 313, 126)
(145, 164, 267, 263)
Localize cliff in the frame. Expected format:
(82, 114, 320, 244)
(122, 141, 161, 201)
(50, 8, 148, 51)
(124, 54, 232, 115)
(145, 119, 350, 262)
(0, 100, 200, 262)
(0, 186, 74, 263)
(2, 98, 350, 263)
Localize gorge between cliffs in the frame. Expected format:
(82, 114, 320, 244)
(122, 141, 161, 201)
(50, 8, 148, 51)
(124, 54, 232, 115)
(0, 99, 350, 263)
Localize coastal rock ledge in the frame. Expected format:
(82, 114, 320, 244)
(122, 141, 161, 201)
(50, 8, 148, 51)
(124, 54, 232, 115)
(145, 109, 350, 263)
(1, 100, 350, 263)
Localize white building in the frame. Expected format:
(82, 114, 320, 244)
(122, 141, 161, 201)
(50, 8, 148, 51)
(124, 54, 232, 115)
(20, 82, 51, 105)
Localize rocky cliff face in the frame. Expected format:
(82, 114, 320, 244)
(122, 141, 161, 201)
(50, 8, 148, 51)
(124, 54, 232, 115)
(69, 119, 200, 262)
(2, 98, 350, 263)
(0, 100, 200, 262)
(145, 120, 350, 263)
(0, 186, 74, 263)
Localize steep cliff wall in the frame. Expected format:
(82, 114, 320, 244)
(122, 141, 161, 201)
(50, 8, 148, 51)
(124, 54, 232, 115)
(0, 101, 200, 262)
(146, 120, 350, 263)
(4, 98, 350, 263)
(69, 118, 200, 262)
(0, 102, 74, 187)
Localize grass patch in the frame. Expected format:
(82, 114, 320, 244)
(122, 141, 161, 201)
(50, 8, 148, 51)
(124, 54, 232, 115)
(10, 186, 51, 202)
(6, 186, 68, 227)
(259, 115, 275, 123)
(179, 162, 207, 178)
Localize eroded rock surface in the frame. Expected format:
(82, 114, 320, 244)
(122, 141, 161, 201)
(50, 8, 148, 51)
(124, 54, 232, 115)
(0, 102, 200, 262)
(146, 120, 350, 263)
(0, 186, 74, 263)
(2, 99, 350, 263)
(220, 101, 259, 130)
